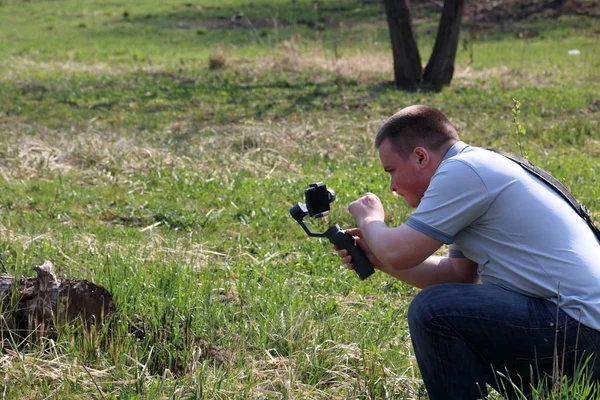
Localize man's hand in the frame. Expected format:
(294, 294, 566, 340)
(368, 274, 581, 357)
(334, 227, 384, 270)
(348, 193, 385, 228)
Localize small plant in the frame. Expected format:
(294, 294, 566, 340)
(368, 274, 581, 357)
(208, 48, 228, 70)
(511, 98, 528, 158)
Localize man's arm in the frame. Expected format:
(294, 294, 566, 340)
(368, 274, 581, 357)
(346, 192, 478, 287)
(361, 219, 444, 270)
(347, 193, 445, 270)
(338, 226, 479, 288)
(376, 255, 479, 289)
(360, 211, 479, 287)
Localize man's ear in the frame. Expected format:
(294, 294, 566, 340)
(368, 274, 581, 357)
(413, 147, 430, 168)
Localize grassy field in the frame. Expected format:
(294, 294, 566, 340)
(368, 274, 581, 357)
(0, 0, 599, 398)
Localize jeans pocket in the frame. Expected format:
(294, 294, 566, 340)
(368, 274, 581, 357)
(576, 324, 600, 358)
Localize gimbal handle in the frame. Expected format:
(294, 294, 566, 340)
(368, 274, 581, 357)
(325, 225, 375, 280)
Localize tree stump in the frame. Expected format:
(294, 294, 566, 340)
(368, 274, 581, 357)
(0, 261, 116, 339)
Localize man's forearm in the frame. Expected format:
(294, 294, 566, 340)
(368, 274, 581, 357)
(360, 219, 432, 270)
(378, 256, 479, 289)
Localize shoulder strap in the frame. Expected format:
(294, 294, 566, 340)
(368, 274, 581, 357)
(488, 149, 600, 242)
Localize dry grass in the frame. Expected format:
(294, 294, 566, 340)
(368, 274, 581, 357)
(233, 44, 393, 83)
(0, 125, 181, 181)
(2, 44, 589, 93)
(247, 340, 423, 399)
(0, 346, 116, 396)
(0, 117, 375, 182)
(208, 48, 228, 70)
(0, 117, 376, 180)
(0, 57, 121, 80)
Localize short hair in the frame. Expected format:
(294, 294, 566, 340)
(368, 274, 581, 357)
(375, 105, 459, 158)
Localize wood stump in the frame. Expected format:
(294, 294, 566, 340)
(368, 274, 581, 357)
(0, 261, 116, 339)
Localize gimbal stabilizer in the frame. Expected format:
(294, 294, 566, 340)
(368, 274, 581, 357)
(289, 182, 375, 280)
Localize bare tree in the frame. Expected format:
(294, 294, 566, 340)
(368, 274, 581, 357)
(383, 0, 422, 90)
(383, 0, 466, 91)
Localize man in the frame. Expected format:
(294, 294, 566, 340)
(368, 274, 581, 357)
(337, 105, 600, 399)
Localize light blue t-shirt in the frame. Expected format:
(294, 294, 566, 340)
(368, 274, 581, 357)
(406, 141, 600, 330)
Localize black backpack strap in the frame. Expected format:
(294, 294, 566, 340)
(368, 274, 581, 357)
(488, 149, 600, 242)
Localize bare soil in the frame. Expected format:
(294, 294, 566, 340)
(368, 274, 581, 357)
(193, 0, 599, 32)
(463, 0, 600, 23)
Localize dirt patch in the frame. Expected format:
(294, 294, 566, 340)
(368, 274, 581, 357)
(558, 0, 600, 16)
(463, 0, 600, 22)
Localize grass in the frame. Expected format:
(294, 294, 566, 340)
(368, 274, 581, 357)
(0, 0, 599, 398)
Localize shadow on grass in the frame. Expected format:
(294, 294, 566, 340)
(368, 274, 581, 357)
(4, 69, 383, 124)
(123, 0, 386, 32)
(78, 0, 443, 49)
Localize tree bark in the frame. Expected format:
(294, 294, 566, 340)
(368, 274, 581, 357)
(0, 261, 116, 340)
(423, 0, 466, 91)
(383, 0, 422, 91)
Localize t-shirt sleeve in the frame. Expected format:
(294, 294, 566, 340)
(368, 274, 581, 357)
(449, 244, 466, 258)
(405, 159, 492, 244)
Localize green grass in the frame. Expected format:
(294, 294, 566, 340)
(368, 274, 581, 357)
(0, 0, 599, 398)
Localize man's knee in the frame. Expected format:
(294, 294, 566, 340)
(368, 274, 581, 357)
(408, 283, 474, 333)
(408, 284, 445, 331)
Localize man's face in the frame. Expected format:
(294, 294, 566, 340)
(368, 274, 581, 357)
(378, 139, 430, 208)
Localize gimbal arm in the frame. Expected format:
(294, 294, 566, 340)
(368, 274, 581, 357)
(289, 203, 375, 280)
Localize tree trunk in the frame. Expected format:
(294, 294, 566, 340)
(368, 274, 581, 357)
(0, 261, 116, 340)
(423, 0, 465, 91)
(383, 0, 422, 91)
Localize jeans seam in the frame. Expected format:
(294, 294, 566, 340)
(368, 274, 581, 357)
(428, 314, 557, 331)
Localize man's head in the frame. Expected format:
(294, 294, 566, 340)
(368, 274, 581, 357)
(375, 105, 459, 208)
(375, 105, 459, 158)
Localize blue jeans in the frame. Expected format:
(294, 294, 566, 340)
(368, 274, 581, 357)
(408, 283, 600, 399)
